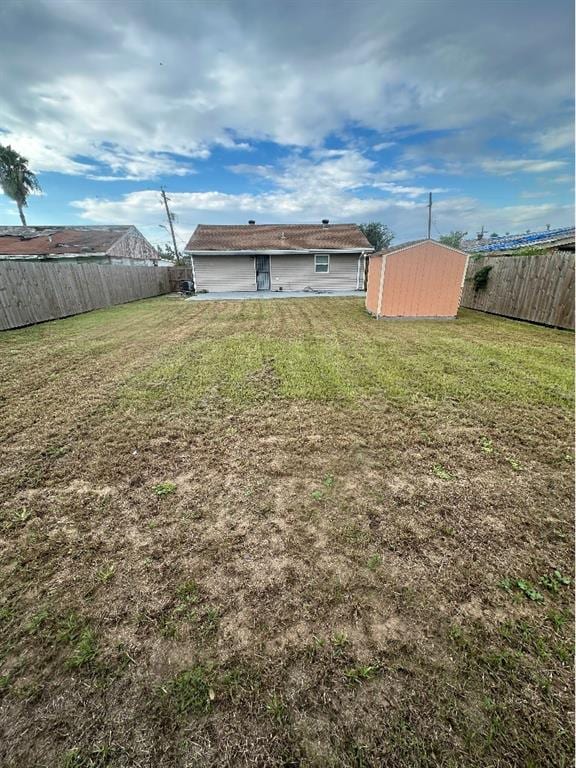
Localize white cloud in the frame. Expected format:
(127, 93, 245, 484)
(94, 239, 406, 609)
(72, 184, 573, 250)
(430, 199, 573, 238)
(0, 0, 572, 242)
(481, 158, 567, 175)
(535, 125, 574, 153)
(71, 187, 409, 250)
(87, 148, 200, 181)
(70, 144, 573, 247)
(0, 0, 572, 179)
(412, 162, 465, 176)
(0, 132, 94, 175)
(520, 190, 552, 199)
(373, 183, 446, 198)
(71, 187, 407, 226)
(70, 153, 424, 242)
(228, 151, 421, 199)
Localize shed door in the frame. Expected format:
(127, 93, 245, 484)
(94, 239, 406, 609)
(255, 255, 271, 290)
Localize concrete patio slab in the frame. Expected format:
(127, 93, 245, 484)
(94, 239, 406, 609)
(185, 290, 365, 302)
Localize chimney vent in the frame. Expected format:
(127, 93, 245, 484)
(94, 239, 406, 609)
(248, 220, 255, 225)
(322, 219, 329, 226)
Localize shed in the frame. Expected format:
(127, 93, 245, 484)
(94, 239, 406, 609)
(366, 239, 469, 319)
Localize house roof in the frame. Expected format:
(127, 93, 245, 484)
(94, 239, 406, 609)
(463, 226, 575, 254)
(185, 223, 373, 252)
(0, 225, 134, 256)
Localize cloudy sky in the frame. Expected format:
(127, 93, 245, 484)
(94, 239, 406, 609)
(0, 0, 573, 247)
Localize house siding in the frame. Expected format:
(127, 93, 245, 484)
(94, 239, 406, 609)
(270, 254, 361, 291)
(190, 253, 364, 292)
(193, 255, 257, 292)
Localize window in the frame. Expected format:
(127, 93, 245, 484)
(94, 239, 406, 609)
(314, 254, 330, 273)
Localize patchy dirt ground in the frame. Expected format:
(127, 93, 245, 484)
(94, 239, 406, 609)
(0, 297, 573, 767)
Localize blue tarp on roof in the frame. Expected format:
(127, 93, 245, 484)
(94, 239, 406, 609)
(470, 226, 575, 253)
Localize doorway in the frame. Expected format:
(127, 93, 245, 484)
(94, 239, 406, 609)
(255, 255, 271, 290)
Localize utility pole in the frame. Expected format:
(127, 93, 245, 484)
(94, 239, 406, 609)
(427, 192, 432, 239)
(160, 187, 179, 262)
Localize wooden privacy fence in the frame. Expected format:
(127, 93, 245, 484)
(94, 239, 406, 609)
(461, 251, 574, 330)
(166, 266, 194, 292)
(0, 262, 171, 330)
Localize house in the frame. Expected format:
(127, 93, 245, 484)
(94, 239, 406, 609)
(366, 239, 468, 319)
(184, 221, 373, 293)
(0, 225, 160, 266)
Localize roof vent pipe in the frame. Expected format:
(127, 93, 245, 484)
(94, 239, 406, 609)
(248, 220, 256, 225)
(322, 219, 329, 226)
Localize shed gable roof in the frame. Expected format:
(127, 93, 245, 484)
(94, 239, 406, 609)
(185, 223, 372, 252)
(373, 238, 469, 258)
(0, 225, 135, 256)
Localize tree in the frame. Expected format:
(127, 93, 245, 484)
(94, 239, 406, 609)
(0, 144, 41, 226)
(157, 243, 177, 261)
(439, 230, 467, 248)
(359, 222, 394, 251)
(157, 242, 190, 266)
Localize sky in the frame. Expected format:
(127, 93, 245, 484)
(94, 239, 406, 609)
(0, 0, 574, 249)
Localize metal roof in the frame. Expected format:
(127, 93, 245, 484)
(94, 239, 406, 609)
(466, 226, 575, 254)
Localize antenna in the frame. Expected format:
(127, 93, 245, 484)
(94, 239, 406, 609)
(160, 187, 179, 262)
(427, 193, 432, 239)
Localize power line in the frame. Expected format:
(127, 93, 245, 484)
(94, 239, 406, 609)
(157, 224, 187, 247)
(175, 235, 188, 248)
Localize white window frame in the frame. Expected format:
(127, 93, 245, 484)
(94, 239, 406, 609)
(314, 253, 330, 273)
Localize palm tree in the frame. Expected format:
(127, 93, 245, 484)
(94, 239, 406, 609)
(0, 144, 41, 226)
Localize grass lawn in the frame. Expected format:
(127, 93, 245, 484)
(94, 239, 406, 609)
(0, 296, 573, 768)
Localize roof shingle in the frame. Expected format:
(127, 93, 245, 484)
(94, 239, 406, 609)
(0, 226, 132, 256)
(185, 223, 372, 252)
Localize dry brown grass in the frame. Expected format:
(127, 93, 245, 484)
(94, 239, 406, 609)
(0, 297, 573, 767)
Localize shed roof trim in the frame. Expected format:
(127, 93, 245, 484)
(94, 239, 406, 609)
(372, 238, 469, 258)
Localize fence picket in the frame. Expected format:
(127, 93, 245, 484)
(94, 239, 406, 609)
(461, 252, 574, 330)
(0, 262, 175, 330)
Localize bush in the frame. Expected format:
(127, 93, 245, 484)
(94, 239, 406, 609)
(473, 265, 493, 291)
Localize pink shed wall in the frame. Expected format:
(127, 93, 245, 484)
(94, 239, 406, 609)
(366, 240, 468, 319)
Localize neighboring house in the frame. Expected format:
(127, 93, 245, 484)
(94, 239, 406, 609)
(184, 221, 373, 292)
(0, 225, 160, 266)
(462, 226, 575, 255)
(366, 239, 468, 319)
